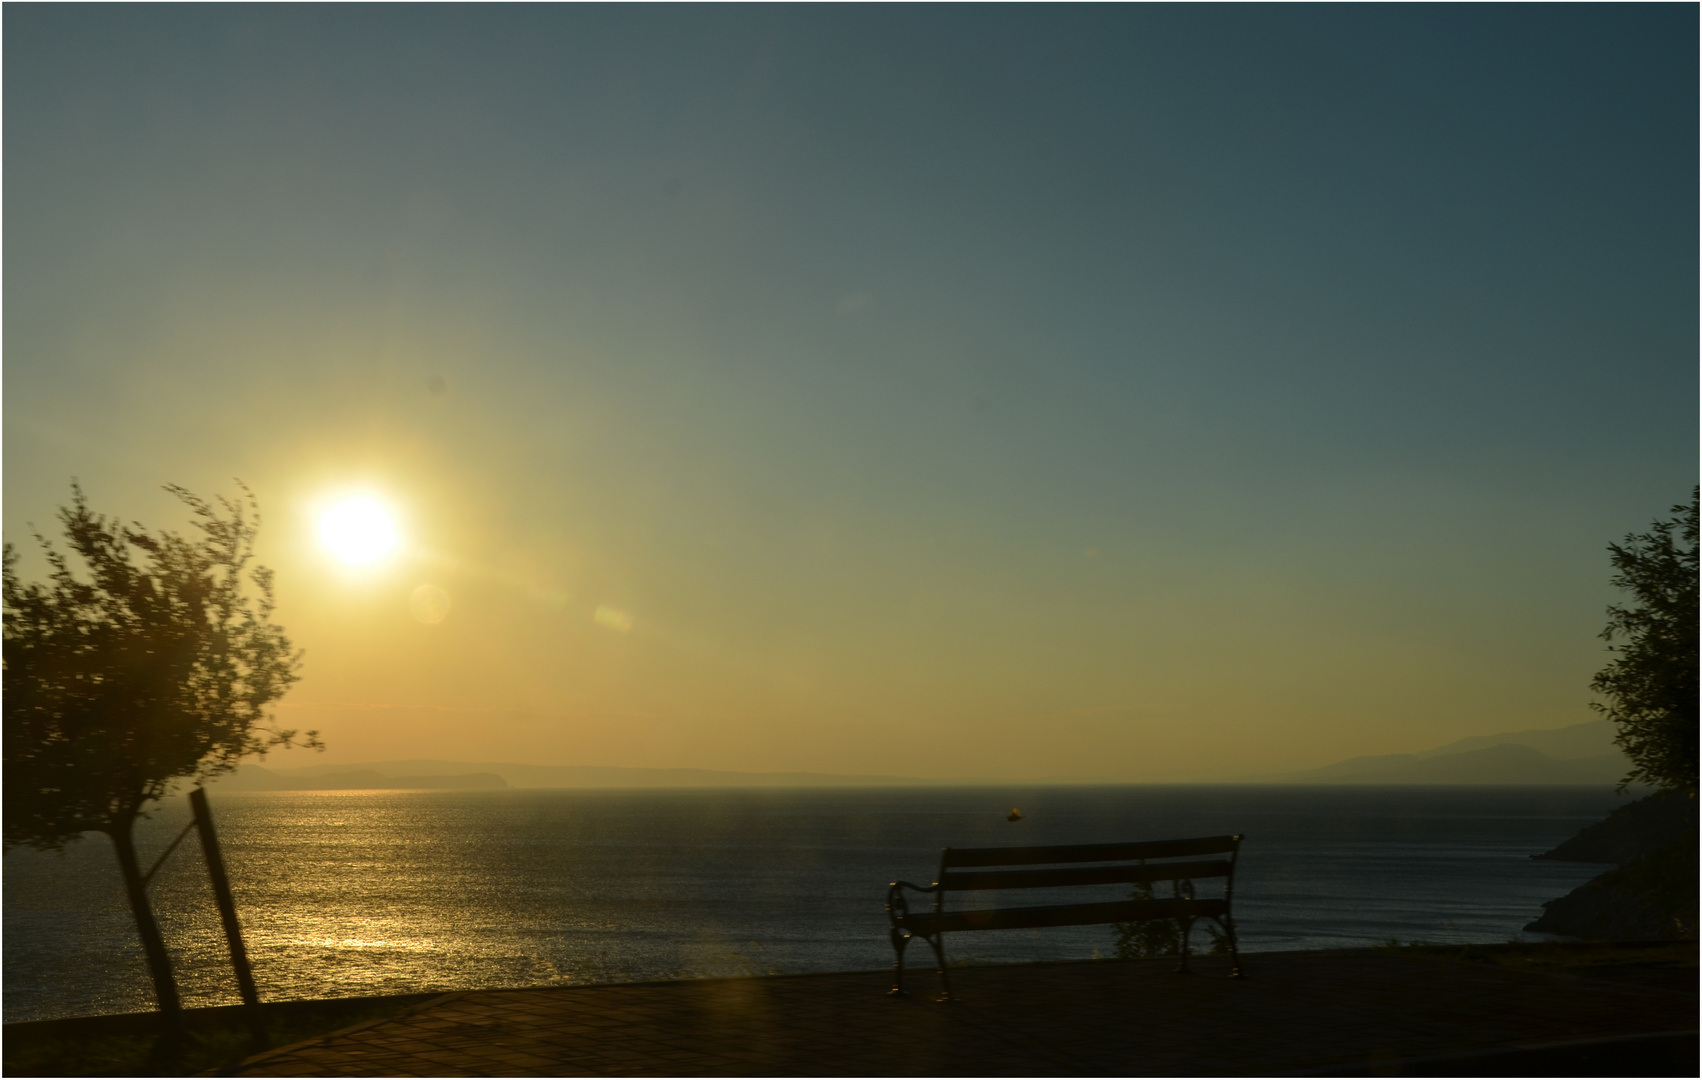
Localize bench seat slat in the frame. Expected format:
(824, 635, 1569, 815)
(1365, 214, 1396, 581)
(938, 859, 1233, 892)
(898, 897, 1228, 935)
(940, 835, 1240, 868)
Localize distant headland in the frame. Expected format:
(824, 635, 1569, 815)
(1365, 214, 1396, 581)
(1249, 719, 1631, 785)
(208, 761, 973, 791)
(208, 720, 1632, 791)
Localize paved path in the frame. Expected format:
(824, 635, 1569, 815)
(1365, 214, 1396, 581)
(233, 949, 1696, 1076)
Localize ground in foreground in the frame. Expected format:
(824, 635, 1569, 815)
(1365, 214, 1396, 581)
(4, 942, 1695, 1077)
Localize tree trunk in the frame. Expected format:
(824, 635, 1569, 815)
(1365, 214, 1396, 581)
(107, 814, 185, 1033)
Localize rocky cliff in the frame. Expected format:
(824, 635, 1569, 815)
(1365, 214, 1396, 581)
(1525, 791, 1698, 940)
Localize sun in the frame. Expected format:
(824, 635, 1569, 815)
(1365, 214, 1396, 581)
(317, 496, 401, 567)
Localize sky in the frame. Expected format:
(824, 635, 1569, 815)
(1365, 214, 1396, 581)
(4, 6, 1695, 781)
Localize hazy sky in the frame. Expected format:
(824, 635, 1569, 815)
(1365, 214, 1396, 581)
(5, 7, 1695, 780)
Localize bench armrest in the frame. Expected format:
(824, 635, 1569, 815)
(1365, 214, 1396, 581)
(886, 880, 940, 923)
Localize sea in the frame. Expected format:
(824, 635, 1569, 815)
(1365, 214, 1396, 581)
(2, 784, 1623, 1023)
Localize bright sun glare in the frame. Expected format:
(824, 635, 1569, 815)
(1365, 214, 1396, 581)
(318, 496, 401, 567)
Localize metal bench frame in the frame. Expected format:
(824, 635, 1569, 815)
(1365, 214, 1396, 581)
(885, 834, 1245, 999)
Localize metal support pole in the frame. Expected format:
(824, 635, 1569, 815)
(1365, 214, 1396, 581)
(189, 787, 268, 1049)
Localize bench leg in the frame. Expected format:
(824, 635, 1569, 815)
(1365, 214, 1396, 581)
(927, 934, 956, 1003)
(888, 928, 909, 996)
(1221, 914, 1246, 979)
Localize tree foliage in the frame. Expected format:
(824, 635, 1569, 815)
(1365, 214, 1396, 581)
(1110, 880, 1228, 960)
(1111, 886, 1181, 960)
(3, 482, 313, 1024)
(4, 483, 312, 848)
(1591, 487, 1698, 795)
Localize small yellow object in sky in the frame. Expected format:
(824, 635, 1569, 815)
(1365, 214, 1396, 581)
(318, 496, 400, 567)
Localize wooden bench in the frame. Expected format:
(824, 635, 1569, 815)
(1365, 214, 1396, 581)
(885, 834, 1245, 999)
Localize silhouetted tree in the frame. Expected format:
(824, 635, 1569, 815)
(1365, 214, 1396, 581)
(1591, 487, 1698, 795)
(3, 483, 313, 1030)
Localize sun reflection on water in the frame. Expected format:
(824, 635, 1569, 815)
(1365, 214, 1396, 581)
(3, 787, 1618, 1021)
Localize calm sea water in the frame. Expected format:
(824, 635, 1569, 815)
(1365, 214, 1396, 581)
(3, 785, 1619, 1022)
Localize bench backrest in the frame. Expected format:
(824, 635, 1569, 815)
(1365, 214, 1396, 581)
(935, 834, 1243, 895)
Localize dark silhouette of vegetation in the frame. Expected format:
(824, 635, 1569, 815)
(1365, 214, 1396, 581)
(3, 483, 313, 1033)
(1111, 881, 1181, 959)
(1590, 487, 1698, 794)
(1110, 881, 1229, 961)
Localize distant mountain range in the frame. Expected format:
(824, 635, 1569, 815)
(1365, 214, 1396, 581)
(212, 767, 511, 791)
(1257, 720, 1631, 785)
(207, 720, 1633, 791)
(209, 760, 963, 791)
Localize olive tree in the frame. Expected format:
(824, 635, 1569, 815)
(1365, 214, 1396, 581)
(1591, 486, 1698, 795)
(3, 483, 314, 1028)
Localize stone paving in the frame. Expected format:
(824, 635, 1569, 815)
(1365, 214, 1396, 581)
(232, 949, 1696, 1076)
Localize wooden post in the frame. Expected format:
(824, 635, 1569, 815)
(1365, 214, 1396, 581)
(189, 787, 268, 1049)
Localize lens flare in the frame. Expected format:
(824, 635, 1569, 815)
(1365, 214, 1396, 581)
(318, 497, 400, 567)
(410, 584, 452, 624)
(593, 605, 633, 633)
